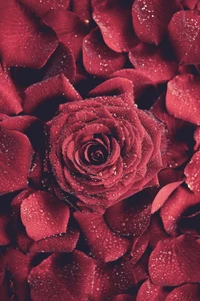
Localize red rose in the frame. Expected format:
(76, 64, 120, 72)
(47, 78, 164, 210)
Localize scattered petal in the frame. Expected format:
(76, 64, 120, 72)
(83, 28, 126, 77)
(29, 251, 96, 301)
(20, 191, 70, 241)
(168, 10, 200, 65)
(0, 126, 33, 195)
(132, 0, 181, 45)
(0, 0, 58, 68)
(129, 42, 178, 83)
(166, 74, 200, 125)
(149, 235, 200, 286)
(74, 211, 130, 262)
(92, 0, 139, 52)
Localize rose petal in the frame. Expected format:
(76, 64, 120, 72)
(166, 74, 200, 125)
(5, 247, 33, 301)
(90, 255, 146, 301)
(131, 231, 149, 266)
(132, 0, 181, 45)
(30, 228, 79, 253)
(136, 279, 169, 301)
(0, 127, 33, 195)
(0, 0, 58, 68)
(129, 42, 178, 83)
(148, 214, 170, 249)
(149, 235, 200, 286)
(151, 180, 183, 213)
(160, 186, 200, 236)
(20, 191, 70, 241)
(24, 74, 82, 117)
(83, 28, 126, 77)
(0, 214, 10, 246)
(105, 191, 151, 237)
(194, 127, 200, 151)
(112, 294, 136, 301)
(71, 0, 92, 21)
(74, 212, 130, 262)
(88, 77, 134, 106)
(181, 0, 198, 9)
(111, 69, 156, 106)
(165, 284, 200, 301)
(28, 251, 96, 301)
(0, 256, 5, 286)
(168, 10, 200, 65)
(92, 0, 139, 52)
(44, 9, 89, 60)
(43, 43, 76, 83)
(0, 66, 22, 115)
(185, 151, 200, 195)
(18, 0, 70, 17)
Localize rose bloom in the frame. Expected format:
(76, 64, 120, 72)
(46, 78, 164, 211)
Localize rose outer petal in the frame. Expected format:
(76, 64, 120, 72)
(0, 127, 33, 195)
(149, 235, 200, 286)
(28, 251, 96, 301)
(24, 74, 82, 116)
(20, 191, 70, 241)
(74, 212, 130, 262)
(132, 0, 181, 45)
(168, 10, 200, 65)
(83, 28, 126, 77)
(0, 0, 58, 68)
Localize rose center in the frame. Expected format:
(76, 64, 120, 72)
(87, 144, 108, 165)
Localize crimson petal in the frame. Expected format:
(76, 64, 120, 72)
(44, 9, 89, 60)
(74, 212, 130, 262)
(83, 28, 126, 77)
(0, 0, 58, 68)
(112, 295, 136, 301)
(28, 251, 96, 301)
(151, 180, 183, 213)
(165, 284, 200, 301)
(132, 0, 181, 45)
(92, 0, 139, 52)
(149, 235, 200, 286)
(185, 151, 200, 195)
(105, 191, 151, 237)
(160, 186, 200, 236)
(136, 279, 169, 301)
(0, 126, 33, 195)
(18, 0, 70, 17)
(111, 69, 156, 104)
(24, 74, 82, 116)
(0, 66, 22, 115)
(20, 191, 70, 241)
(29, 229, 79, 254)
(166, 74, 200, 125)
(5, 247, 33, 301)
(168, 10, 200, 65)
(129, 43, 178, 83)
